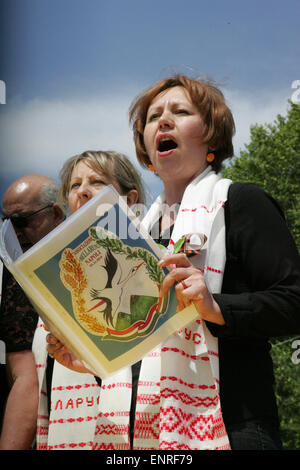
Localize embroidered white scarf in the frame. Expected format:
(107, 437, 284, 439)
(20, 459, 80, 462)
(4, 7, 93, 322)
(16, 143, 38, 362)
(93, 168, 232, 450)
(33, 322, 100, 450)
(33, 168, 232, 450)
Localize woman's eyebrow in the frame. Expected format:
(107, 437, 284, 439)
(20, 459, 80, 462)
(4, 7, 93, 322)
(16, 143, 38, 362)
(147, 103, 161, 113)
(148, 99, 192, 112)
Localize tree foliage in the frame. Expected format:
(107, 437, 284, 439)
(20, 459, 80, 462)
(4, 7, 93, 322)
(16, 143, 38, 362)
(223, 101, 300, 249)
(271, 338, 300, 450)
(222, 101, 300, 449)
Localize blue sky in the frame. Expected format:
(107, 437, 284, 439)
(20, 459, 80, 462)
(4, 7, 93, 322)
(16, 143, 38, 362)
(0, 0, 299, 206)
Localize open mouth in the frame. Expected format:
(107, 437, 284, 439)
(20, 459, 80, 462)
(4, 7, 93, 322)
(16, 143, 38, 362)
(157, 136, 178, 154)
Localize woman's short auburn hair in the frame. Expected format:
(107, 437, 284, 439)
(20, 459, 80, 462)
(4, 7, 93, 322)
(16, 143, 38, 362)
(129, 74, 235, 173)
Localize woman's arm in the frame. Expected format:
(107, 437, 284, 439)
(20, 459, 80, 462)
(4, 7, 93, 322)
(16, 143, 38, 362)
(0, 351, 38, 449)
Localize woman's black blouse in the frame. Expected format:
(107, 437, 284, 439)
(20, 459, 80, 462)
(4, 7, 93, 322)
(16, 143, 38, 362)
(208, 182, 300, 426)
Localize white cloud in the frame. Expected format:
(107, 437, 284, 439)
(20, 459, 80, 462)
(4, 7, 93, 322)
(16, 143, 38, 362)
(0, 90, 165, 203)
(225, 88, 290, 155)
(0, 93, 137, 176)
(0, 87, 290, 201)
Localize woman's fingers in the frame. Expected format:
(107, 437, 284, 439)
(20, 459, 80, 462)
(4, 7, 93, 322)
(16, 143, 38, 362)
(158, 253, 191, 269)
(159, 253, 190, 297)
(174, 274, 205, 310)
(46, 333, 66, 361)
(46, 341, 63, 357)
(160, 265, 204, 298)
(158, 255, 210, 315)
(46, 333, 63, 348)
(175, 282, 192, 311)
(46, 333, 57, 344)
(45, 332, 93, 373)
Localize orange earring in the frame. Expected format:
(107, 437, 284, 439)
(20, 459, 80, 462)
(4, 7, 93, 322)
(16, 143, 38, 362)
(148, 164, 156, 172)
(206, 153, 215, 163)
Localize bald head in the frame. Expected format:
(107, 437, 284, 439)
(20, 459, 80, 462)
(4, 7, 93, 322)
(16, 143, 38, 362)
(2, 174, 64, 251)
(3, 174, 56, 213)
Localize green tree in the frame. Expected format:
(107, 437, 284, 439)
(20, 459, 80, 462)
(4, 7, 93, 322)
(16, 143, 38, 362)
(271, 338, 300, 450)
(222, 101, 300, 249)
(222, 101, 300, 450)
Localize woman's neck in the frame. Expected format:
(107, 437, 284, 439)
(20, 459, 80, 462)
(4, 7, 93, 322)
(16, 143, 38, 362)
(160, 183, 185, 233)
(164, 185, 185, 207)
(162, 164, 209, 207)
(160, 165, 210, 232)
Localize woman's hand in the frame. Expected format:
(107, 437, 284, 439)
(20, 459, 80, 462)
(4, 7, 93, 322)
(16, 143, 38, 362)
(46, 331, 94, 374)
(158, 253, 225, 325)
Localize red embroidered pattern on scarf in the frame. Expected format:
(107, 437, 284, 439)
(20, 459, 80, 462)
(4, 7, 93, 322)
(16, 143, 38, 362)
(208, 349, 219, 358)
(37, 443, 48, 450)
(161, 347, 210, 361)
(204, 265, 223, 274)
(100, 411, 130, 418)
(101, 381, 131, 390)
(180, 200, 225, 214)
(134, 411, 160, 440)
(146, 350, 160, 357)
(160, 387, 219, 408)
(36, 425, 48, 436)
(93, 442, 130, 450)
(160, 406, 228, 441)
(52, 383, 99, 391)
(138, 380, 160, 387)
(48, 441, 93, 450)
(95, 424, 129, 435)
(36, 413, 49, 450)
(94, 423, 129, 438)
(159, 441, 230, 450)
(161, 376, 216, 390)
(136, 393, 160, 405)
(49, 415, 97, 425)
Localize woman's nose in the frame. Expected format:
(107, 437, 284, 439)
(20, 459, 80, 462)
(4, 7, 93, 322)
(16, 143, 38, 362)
(158, 110, 174, 129)
(77, 183, 92, 200)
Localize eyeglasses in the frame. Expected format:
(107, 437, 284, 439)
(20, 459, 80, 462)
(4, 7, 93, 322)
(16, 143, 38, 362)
(2, 205, 53, 228)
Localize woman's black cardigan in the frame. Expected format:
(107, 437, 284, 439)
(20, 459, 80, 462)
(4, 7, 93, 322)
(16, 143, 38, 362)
(207, 182, 300, 427)
(133, 182, 300, 429)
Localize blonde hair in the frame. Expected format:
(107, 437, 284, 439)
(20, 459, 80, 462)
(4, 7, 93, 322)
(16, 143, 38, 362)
(129, 74, 235, 173)
(60, 150, 146, 205)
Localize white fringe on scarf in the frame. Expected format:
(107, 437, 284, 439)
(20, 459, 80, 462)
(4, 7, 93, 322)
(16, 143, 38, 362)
(33, 322, 100, 450)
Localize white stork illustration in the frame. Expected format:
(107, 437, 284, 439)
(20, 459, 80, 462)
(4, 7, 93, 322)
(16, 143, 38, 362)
(86, 247, 144, 327)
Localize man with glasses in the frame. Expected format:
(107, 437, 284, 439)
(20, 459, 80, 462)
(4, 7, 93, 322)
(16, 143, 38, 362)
(0, 174, 65, 449)
(1, 174, 64, 252)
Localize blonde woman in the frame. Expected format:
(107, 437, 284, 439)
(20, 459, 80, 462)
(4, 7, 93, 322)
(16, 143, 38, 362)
(33, 150, 146, 450)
